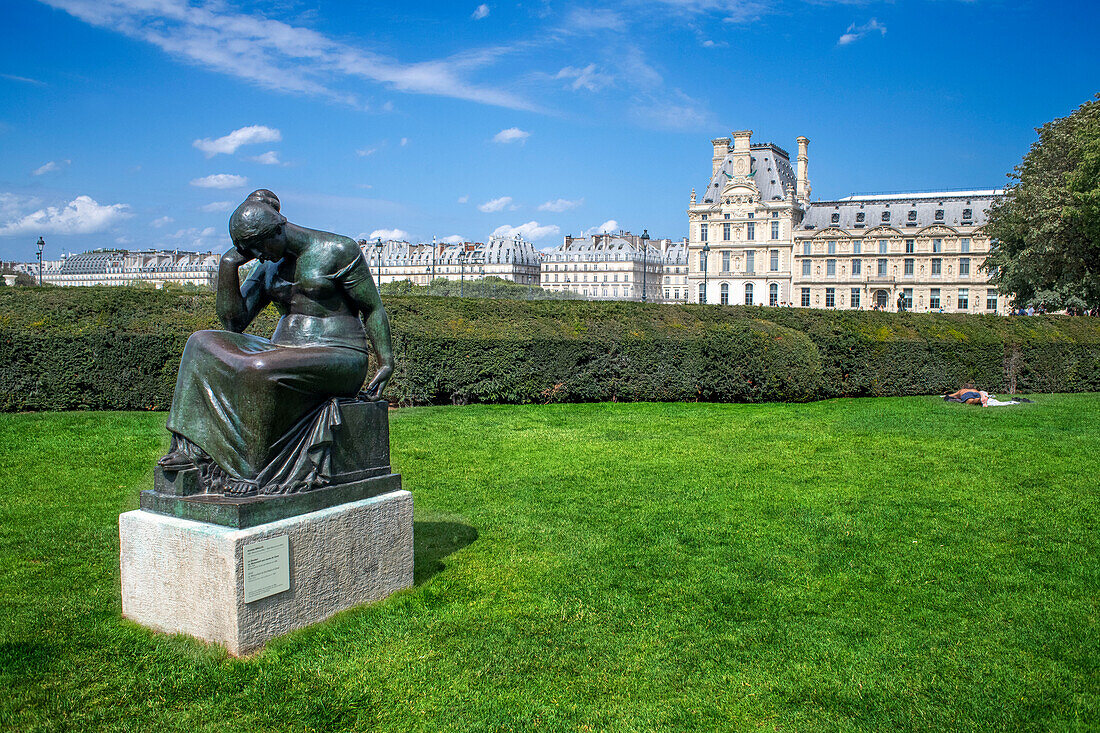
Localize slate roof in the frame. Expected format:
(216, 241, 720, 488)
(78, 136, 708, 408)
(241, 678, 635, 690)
(701, 143, 797, 204)
(801, 190, 1003, 231)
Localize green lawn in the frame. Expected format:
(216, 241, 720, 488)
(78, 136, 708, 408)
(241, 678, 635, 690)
(1, 396, 1097, 731)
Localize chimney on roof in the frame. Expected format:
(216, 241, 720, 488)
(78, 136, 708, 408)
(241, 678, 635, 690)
(711, 136, 731, 177)
(796, 136, 811, 205)
(731, 130, 752, 179)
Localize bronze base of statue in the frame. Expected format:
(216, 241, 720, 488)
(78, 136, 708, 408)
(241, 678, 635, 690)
(140, 471, 402, 529)
(142, 399, 399, 528)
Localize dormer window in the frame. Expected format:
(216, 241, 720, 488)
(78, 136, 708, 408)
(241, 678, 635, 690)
(908, 210, 917, 221)
(831, 213, 840, 224)
(856, 212, 865, 223)
(935, 209, 944, 220)
(962, 208, 972, 220)
(881, 211, 891, 222)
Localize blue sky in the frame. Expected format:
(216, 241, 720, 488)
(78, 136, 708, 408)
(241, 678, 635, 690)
(0, 0, 1096, 261)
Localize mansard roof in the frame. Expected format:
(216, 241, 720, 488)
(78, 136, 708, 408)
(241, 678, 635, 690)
(801, 190, 1002, 231)
(701, 143, 796, 204)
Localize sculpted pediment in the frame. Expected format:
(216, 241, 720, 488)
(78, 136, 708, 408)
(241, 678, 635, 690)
(811, 227, 847, 239)
(719, 181, 758, 204)
(865, 226, 901, 237)
(917, 224, 959, 236)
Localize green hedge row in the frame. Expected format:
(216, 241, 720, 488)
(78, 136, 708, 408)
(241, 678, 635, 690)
(2, 287, 1098, 410)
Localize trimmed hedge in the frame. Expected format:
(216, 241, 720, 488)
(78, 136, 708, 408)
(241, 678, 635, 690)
(2, 287, 1098, 410)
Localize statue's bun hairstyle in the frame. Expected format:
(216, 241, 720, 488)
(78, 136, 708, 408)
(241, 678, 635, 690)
(246, 189, 280, 212)
(229, 199, 287, 249)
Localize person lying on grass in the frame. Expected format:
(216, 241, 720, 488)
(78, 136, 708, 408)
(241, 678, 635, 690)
(943, 388, 1032, 406)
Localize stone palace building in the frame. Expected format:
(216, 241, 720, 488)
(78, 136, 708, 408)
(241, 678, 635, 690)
(539, 231, 685, 302)
(362, 234, 542, 287)
(687, 129, 1006, 313)
(28, 249, 219, 288)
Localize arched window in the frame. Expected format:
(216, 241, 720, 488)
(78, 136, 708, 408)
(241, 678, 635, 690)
(720, 282, 729, 305)
(769, 283, 778, 306)
(744, 283, 754, 306)
(698, 283, 706, 304)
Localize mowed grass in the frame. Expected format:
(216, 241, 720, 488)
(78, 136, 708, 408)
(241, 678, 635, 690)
(0, 396, 1098, 732)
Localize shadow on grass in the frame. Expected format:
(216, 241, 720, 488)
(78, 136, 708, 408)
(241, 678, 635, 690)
(413, 521, 477, 586)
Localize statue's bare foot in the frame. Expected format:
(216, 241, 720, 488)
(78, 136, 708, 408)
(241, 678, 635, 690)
(224, 480, 258, 497)
(157, 450, 196, 471)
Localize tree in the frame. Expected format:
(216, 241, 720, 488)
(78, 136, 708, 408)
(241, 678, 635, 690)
(985, 94, 1100, 310)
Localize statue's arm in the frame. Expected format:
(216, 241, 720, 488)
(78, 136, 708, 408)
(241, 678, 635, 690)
(216, 250, 269, 332)
(341, 248, 394, 399)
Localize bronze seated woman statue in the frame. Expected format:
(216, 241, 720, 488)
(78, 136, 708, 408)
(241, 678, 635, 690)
(157, 190, 394, 497)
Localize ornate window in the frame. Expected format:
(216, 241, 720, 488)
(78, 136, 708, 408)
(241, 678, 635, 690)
(744, 282, 754, 305)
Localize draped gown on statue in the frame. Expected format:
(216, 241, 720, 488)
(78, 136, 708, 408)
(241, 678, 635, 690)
(165, 251, 375, 495)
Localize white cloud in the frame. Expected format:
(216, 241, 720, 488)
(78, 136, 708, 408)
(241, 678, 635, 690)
(555, 64, 612, 92)
(478, 196, 514, 213)
(151, 216, 174, 227)
(492, 221, 560, 241)
(457, 195, 469, 204)
(583, 219, 618, 236)
(190, 174, 248, 189)
(0, 193, 39, 220)
(32, 160, 70, 176)
(400, 137, 409, 146)
(441, 235, 465, 244)
(471, 4, 489, 20)
(193, 125, 281, 158)
(163, 225, 227, 251)
(356, 147, 379, 157)
(838, 18, 886, 46)
(493, 127, 530, 144)
(562, 8, 625, 33)
(247, 150, 282, 165)
(200, 201, 234, 212)
(538, 197, 583, 213)
(369, 228, 409, 241)
(45, 0, 536, 111)
(0, 195, 132, 236)
(0, 73, 46, 86)
(355, 184, 373, 190)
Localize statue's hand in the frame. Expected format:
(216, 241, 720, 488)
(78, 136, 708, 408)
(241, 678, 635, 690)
(221, 247, 254, 269)
(362, 364, 393, 401)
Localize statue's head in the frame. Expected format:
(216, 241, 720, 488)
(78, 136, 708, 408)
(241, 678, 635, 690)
(246, 189, 280, 211)
(229, 199, 289, 261)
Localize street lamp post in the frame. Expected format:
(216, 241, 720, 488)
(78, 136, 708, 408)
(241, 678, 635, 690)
(36, 237, 45, 285)
(640, 229, 650, 303)
(701, 242, 710, 304)
(374, 237, 383, 285)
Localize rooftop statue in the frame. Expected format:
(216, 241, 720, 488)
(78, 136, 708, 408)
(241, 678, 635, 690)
(155, 189, 394, 497)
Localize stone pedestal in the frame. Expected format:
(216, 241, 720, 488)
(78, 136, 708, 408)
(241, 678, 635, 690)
(120, 489, 413, 656)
